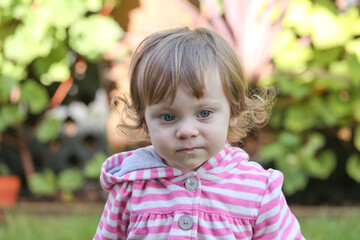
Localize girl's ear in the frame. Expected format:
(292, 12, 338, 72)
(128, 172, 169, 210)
(229, 116, 238, 127)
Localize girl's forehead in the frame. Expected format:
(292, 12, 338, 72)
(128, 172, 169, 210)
(164, 69, 223, 102)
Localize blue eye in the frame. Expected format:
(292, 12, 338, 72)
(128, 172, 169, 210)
(161, 114, 175, 122)
(198, 110, 211, 118)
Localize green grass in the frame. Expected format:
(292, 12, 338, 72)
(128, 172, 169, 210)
(298, 213, 360, 240)
(0, 212, 100, 240)
(1, 209, 360, 240)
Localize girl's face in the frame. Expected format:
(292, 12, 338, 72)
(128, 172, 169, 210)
(144, 73, 238, 172)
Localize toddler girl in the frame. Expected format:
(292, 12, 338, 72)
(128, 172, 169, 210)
(94, 27, 305, 240)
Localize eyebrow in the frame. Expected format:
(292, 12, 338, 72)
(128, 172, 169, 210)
(152, 97, 223, 111)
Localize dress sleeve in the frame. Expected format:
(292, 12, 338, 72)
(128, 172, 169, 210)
(93, 182, 132, 240)
(253, 170, 306, 240)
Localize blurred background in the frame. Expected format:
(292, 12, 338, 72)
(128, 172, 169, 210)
(1, 0, 360, 239)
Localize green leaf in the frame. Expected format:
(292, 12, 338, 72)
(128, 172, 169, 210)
(40, 60, 71, 85)
(285, 103, 316, 132)
(20, 80, 49, 114)
(354, 98, 360, 122)
(313, 47, 342, 68)
(4, 15, 53, 64)
(0, 76, 16, 103)
(346, 54, 360, 87)
(84, 152, 106, 179)
(1, 60, 27, 82)
(277, 156, 308, 195)
(272, 29, 313, 73)
(58, 168, 84, 191)
(277, 77, 311, 100)
(43, 0, 86, 28)
(283, 0, 313, 36)
(339, 7, 360, 36)
(36, 116, 63, 143)
(302, 133, 325, 158)
(28, 169, 57, 195)
(354, 125, 360, 151)
(304, 150, 336, 179)
(327, 92, 353, 118)
(278, 131, 302, 148)
(309, 96, 338, 127)
(346, 154, 360, 183)
(345, 39, 360, 62)
(260, 142, 286, 161)
(69, 15, 123, 61)
(85, 0, 104, 12)
(33, 42, 69, 82)
(0, 104, 26, 131)
(309, 5, 350, 49)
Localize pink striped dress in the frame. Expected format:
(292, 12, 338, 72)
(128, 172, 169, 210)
(94, 143, 305, 239)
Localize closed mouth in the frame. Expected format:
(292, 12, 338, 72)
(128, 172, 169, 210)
(176, 147, 202, 154)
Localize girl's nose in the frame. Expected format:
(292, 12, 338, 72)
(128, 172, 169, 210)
(176, 120, 199, 139)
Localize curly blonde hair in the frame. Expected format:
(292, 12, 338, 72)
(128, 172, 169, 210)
(113, 27, 275, 143)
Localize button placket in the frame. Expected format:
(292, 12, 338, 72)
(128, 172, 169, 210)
(184, 177, 199, 191)
(178, 215, 194, 230)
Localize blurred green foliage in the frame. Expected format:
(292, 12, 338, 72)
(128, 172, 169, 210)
(0, 0, 122, 133)
(0, 0, 122, 199)
(28, 151, 105, 201)
(260, 0, 360, 195)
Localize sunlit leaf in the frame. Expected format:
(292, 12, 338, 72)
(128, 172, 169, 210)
(40, 60, 71, 85)
(1, 60, 26, 82)
(339, 7, 360, 36)
(69, 15, 123, 61)
(43, 0, 86, 28)
(309, 5, 350, 49)
(272, 30, 313, 73)
(85, 0, 104, 12)
(4, 23, 53, 64)
(0, 0, 12, 8)
(283, 0, 313, 36)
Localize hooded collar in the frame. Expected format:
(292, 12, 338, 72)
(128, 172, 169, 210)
(100, 143, 249, 191)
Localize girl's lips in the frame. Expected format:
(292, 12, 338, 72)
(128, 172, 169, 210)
(177, 147, 201, 155)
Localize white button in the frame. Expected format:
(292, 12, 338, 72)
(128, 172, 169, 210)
(185, 177, 199, 191)
(178, 215, 193, 230)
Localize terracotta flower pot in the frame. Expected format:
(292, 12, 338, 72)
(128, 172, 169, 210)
(0, 175, 21, 207)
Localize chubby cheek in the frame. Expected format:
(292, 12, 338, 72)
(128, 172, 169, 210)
(149, 130, 173, 151)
